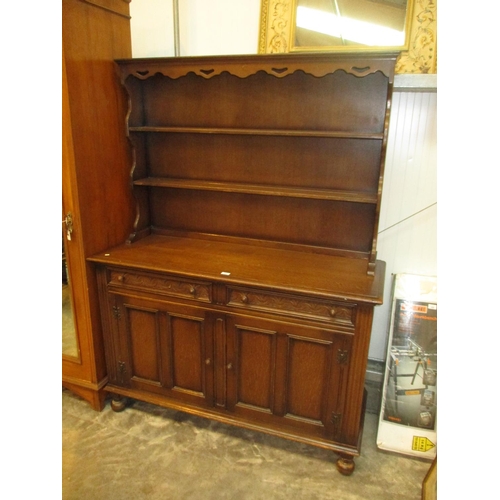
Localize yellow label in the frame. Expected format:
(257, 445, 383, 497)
(405, 390, 421, 396)
(412, 436, 435, 452)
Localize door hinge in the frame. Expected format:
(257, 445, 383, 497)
(331, 412, 342, 428)
(337, 349, 349, 365)
(331, 412, 342, 438)
(112, 305, 121, 319)
(118, 361, 127, 384)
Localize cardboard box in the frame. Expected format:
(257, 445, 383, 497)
(377, 273, 437, 459)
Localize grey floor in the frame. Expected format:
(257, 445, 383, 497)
(63, 388, 431, 500)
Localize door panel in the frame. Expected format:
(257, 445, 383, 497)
(234, 324, 277, 412)
(111, 294, 214, 407)
(282, 330, 352, 440)
(283, 331, 352, 440)
(285, 336, 331, 423)
(226, 316, 277, 416)
(127, 305, 162, 383)
(227, 314, 351, 440)
(169, 314, 205, 395)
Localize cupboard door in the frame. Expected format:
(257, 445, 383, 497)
(226, 315, 352, 441)
(108, 294, 214, 407)
(282, 331, 350, 441)
(225, 315, 278, 417)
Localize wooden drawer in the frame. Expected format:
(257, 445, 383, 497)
(107, 268, 212, 303)
(226, 287, 356, 327)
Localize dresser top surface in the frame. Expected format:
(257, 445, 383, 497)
(89, 235, 385, 304)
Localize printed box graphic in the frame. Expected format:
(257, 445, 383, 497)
(377, 274, 437, 459)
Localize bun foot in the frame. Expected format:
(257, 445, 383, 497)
(110, 394, 127, 412)
(336, 455, 355, 476)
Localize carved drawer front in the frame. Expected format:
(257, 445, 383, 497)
(227, 287, 355, 327)
(108, 268, 212, 303)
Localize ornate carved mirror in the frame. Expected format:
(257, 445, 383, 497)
(294, 0, 411, 51)
(259, 0, 437, 74)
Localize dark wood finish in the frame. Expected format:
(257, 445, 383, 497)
(89, 52, 395, 473)
(337, 455, 356, 476)
(121, 53, 394, 268)
(62, 0, 134, 410)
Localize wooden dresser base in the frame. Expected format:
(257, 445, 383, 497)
(106, 386, 368, 476)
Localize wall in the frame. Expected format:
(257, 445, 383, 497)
(129, 0, 437, 361)
(130, 0, 175, 57)
(131, 0, 261, 57)
(372, 89, 437, 360)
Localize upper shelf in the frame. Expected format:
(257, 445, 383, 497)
(128, 126, 384, 140)
(116, 53, 397, 273)
(133, 177, 378, 204)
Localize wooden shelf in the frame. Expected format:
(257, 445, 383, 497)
(120, 53, 395, 266)
(128, 126, 384, 140)
(133, 177, 378, 204)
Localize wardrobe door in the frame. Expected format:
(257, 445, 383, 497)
(62, 0, 134, 410)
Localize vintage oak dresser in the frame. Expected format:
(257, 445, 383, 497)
(89, 52, 396, 475)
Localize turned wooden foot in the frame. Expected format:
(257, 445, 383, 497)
(110, 394, 127, 412)
(336, 455, 355, 476)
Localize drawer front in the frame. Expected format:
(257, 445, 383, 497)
(108, 268, 212, 303)
(227, 287, 355, 327)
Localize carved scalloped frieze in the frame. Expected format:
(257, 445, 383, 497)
(109, 270, 211, 303)
(228, 289, 355, 326)
(118, 60, 394, 83)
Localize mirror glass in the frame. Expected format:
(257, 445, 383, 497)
(62, 231, 79, 358)
(293, 0, 409, 50)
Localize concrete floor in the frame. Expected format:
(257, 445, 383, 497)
(62, 388, 431, 500)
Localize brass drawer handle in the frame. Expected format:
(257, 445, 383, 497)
(241, 294, 249, 304)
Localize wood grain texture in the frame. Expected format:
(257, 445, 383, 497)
(62, 0, 133, 409)
(89, 234, 385, 304)
(90, 53, 393, 468)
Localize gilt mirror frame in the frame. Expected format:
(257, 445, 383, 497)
(259, 0, 437, 74)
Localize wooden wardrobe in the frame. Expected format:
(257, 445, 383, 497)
(62, 0, 134, 410)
